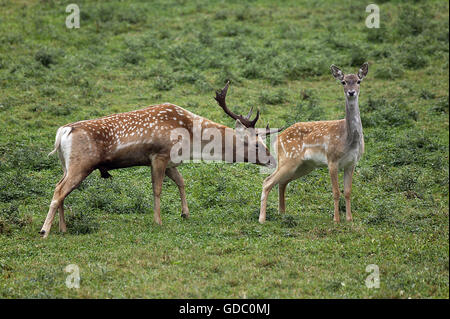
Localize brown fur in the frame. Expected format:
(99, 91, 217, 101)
(40, 94, 275, 237)
(259, 63, 369, 223)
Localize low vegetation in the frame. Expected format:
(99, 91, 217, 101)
(0, 0, 448, 298)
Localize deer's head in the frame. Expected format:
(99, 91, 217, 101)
(331, 62, 369, 99)
(234, 118, 280, 167)
(215, 82, 280, 167)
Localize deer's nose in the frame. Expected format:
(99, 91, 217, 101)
(348, 90, 356, 96)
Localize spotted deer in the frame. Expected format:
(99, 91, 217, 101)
(259, 63, 369, 223)
(40, 82, 279, 238)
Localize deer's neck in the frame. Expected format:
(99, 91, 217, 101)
(345, 96, 363, 147)
(193, 123, 259, 164)
(208, 126, 249, 164)
(190, 120, 242, 163)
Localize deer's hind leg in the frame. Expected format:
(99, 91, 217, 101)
(278, 164, 314, 215)
(59, 199, 66, 233)
(260, 161, 298, 223)
(165, 167, 189, 219)
(54, 172, 68, 233)
(278, 183, 288, 214)
(40, 167, 92, 238)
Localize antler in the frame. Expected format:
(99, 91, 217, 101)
(257, 123, 284, 136)
(214, 81, 260, 128)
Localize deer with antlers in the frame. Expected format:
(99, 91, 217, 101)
(40, 82, 279, 238)
(259, 63, 369, 224)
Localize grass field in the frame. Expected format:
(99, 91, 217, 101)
(0, 0, 448, 298)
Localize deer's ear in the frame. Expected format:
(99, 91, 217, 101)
(330, 65, 344, 81)
(358, 62, 369, 80)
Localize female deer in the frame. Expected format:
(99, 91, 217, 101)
(259, 63, 369, 223)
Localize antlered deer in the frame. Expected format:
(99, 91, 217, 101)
(40, 82, 279, 238)
(259, 63, 369, 223)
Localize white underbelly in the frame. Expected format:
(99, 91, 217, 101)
(303, 149, 328, 167)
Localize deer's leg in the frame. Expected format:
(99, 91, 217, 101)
(260, 164, 296, 223)
(40, 168, 91, 238)
(260, 174, 276, 224)
(151, 155, 169, 225)
(278, 182, 288, 214)
(344, 165, 355, 222)
(55, 158, 69, 234)
(328, 162, 340, 223)
(165, 167, 189, 218)
(58, 199, 67, 233)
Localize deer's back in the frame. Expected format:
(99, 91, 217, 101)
(277, 119, 347, 167)
(63, 104, 198, 169)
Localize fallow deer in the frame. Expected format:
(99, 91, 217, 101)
(40, 82, 279, 238)
(259, 63, 369, 223)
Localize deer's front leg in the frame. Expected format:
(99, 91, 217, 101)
(344, 165, 355, 222)
(151, 155, 168, 225)
(328, 162, 340, 223)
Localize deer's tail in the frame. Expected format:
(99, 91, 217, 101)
(48, 126, 72, 157)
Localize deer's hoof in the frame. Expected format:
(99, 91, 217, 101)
(181, 213, 189, 219)
(39, 230, 49, 238)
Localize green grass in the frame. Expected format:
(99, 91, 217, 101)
(0, 0, 448, 298)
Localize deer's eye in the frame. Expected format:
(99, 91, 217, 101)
(357, 80, 361, 84)
(341, 81, 346, 85)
